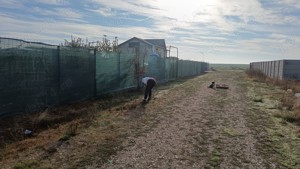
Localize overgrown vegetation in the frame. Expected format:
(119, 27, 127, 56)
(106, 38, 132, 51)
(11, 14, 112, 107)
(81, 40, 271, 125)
(246, 69, 300, 125)
(62, 35, 119, 52)
(245, 69, 267, 82)
(59, 121, 79, 141)
(0, 91, 141, 147)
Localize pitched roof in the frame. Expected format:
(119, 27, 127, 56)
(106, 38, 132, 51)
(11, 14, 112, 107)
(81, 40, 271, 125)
(118, 37, 153, 47)
(144, 39, 166, 50)
(118, 37, 167, 50)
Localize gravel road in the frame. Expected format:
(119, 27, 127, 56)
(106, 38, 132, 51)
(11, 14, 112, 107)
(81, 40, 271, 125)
(100, 71, 275, 169)
(3, 71, 299, 169)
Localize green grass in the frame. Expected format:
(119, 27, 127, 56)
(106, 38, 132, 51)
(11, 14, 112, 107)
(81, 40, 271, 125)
(209, 149, 222, 167)
(244, 73, 300, 168)
(13, 160, 39, 169)
(223, 128, 242, 137)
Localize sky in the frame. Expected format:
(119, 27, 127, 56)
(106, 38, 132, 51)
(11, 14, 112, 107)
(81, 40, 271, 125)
(0, 0, 300, 64)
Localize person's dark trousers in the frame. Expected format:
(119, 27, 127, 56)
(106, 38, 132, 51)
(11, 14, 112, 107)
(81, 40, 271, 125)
(144, 79, 156, 100)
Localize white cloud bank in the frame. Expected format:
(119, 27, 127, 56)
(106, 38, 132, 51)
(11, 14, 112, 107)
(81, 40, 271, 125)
(0, 0, 299, 63)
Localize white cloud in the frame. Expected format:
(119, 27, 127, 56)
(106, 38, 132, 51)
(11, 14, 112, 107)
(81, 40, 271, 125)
(88, 7, 115, 17)
(34, 0, 68, 5)
(277, 0, 300, 9)
(88, 0, 158, 17)
(0, 0, 24, 8)
(55, 8, 83, 20)
(30, 7, 83, 21)
(1, 0, 300, 63)
(0, 14, 165, 45)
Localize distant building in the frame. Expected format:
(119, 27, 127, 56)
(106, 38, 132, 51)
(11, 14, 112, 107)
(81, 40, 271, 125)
(117, 37, 167, 57)
(250, 60, 300, 81)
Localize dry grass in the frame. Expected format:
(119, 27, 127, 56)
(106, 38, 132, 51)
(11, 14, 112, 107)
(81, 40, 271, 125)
(0, 101, 139, 168)
(246, 69, 300, 124)
(272, 79, 300, 93)
(0, 76, 193, 168)
(0, 83, 158, 168)
(281, 90, 295, 111)
(59, 121, 79, 141)
(0, 91, 142, 151)
(245, 69, 267, 82)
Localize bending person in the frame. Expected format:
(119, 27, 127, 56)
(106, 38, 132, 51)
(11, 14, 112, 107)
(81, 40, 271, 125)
(142, 77, 157, 102)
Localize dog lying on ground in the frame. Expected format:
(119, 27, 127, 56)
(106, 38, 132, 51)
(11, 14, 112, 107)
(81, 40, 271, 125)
(208, 82, 215, 88)
(208, 82, 229, 89)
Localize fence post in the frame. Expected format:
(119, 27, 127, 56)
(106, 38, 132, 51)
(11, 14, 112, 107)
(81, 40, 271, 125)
(135, 47, 141, 90)
(57, 46, 61, 104)
(94, 48, 97, 97)
(118, 51, 121, 88)
(176, 58, 179, 79)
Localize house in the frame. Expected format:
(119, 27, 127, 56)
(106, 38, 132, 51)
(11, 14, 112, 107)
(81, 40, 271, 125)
(117, 37, 167, 57)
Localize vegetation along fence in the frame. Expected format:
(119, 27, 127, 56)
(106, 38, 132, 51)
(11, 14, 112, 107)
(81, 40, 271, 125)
(0, 37, 209, 117)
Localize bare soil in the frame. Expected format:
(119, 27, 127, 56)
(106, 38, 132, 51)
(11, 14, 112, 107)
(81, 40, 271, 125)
(1, 71, 300, 169)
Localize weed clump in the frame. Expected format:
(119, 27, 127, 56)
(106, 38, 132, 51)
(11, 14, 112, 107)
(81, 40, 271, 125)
(13, 160, 39, 169)
(59, 121, 79, 141)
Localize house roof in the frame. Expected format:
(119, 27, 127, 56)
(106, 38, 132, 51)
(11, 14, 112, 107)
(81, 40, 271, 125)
(118, 37, 167, 50)
(144, 39, 166, 50)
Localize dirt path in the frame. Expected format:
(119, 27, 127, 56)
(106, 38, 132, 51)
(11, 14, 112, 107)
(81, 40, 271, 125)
(99, 71, 274, 169)
(2, 71, 300, 169)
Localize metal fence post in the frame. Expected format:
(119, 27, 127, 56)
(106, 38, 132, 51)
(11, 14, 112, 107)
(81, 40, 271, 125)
(57, 46, 61, 104)
(94, 48, 97, 97)
(118, 51, 121, 88)
(135, 47, 141, 90)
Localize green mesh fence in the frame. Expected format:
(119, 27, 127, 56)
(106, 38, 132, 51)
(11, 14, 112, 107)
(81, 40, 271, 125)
(144, 54, 166, 82)
(119, 52, 136, 90)
(165, 57, 178, 81)
(96, 51, 137, 95)
(177, 60, 204, 77)
(0, 37, 208, 117)
(0, 38, 95, 117)
(0, 38, 59, 116)
(59, 47, 95, 104)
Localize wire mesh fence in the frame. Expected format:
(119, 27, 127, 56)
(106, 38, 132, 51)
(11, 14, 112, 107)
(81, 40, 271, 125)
(0, 37, 209, 117)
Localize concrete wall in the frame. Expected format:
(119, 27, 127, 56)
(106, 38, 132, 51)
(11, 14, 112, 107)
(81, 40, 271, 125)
(283, 60, 300, 80)
(250, 60, 300, 81)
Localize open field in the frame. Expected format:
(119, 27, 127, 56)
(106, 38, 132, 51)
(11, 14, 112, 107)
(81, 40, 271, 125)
(1, 70, 300, 169)
(210, 64, 249, 70)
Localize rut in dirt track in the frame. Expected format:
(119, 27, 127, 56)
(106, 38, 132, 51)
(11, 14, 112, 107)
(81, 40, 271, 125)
(100, 71, 268, 169)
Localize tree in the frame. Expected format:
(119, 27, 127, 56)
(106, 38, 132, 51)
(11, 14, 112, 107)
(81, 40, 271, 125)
(63, 35, 88, 48)
(61, 35, 118, 52)
(95, 35, 118, 52)
(112, 36, 118, 52)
